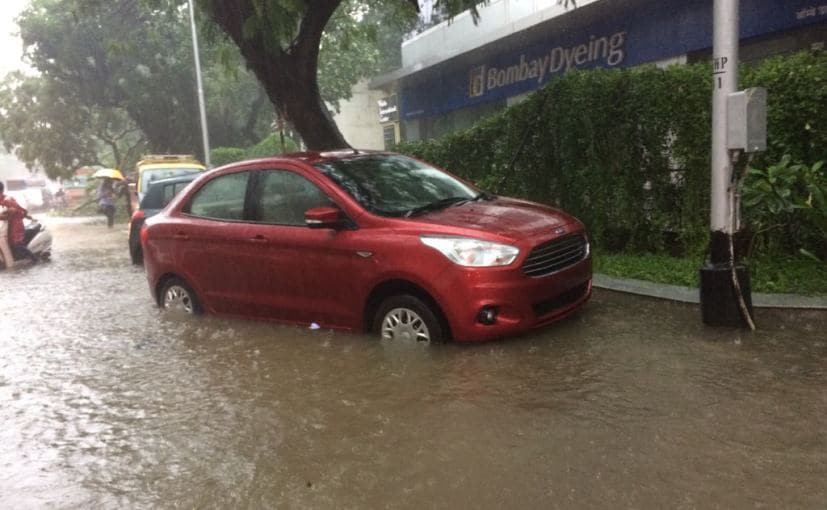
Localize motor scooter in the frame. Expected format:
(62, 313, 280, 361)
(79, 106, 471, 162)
(0, 215, 53, 269)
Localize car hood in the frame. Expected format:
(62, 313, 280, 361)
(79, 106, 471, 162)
(410, 197, 578, 241)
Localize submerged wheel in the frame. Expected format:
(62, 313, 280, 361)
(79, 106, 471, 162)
(373, 295, 445, 344)
(128, 232, 143, 265)
(159, 277, 201, 315)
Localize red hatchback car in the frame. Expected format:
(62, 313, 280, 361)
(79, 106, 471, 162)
(141, 151, 591, 342)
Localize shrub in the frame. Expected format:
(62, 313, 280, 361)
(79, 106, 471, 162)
(210, 147, 245, 167)
(210, 134, 301, 168)
(398, 51, 827, 258)
(743, 157, 827, 259)
(244, 133, 299, 159)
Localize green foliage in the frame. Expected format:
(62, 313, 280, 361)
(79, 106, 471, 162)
(399, 51, 827, 259)
(210, 147, 246, 167)
(210, 132, 301, 166)
(2, 0, 271, 177)
(18, 0, 201, 156)
(743, 156, 827, 258)
(741, 52, 827, 167)
(0, 73, 100, 177)
(244, 133, 300, 158)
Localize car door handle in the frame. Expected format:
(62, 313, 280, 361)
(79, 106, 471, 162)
(249, 235, 268, 243)
(174, 231, 188, 240)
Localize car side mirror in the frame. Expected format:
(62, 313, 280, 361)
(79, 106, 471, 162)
(305, 206, 345, 229)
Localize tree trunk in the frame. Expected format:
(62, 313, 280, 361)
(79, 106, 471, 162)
(242, 91, 268, 145)
(262, 55, 349, 150)
(205, 0, 350, 151)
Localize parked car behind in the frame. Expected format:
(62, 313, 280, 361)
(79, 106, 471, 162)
(141, 151, 592, 343)
(129, 174, 197, 264)
(135, 154, 205, 203)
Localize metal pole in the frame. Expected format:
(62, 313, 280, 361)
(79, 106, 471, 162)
(700, 0, 753, 328)
(188, 0, 211, 168)
(710, 0, 738, 249)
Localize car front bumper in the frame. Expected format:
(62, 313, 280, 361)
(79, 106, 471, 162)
(434, 256, 592, 342)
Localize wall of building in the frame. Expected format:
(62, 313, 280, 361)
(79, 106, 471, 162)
(402, 0, 600, 70)
(394, 0, 827, 142)
(332, 79, 385, 150)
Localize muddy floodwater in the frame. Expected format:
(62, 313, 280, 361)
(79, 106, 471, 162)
(1, 219, 826, 509)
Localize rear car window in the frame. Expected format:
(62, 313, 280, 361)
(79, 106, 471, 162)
(142, 167, 202, 190)
(186, 172, 249, 221)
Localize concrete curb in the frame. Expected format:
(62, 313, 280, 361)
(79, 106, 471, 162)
(593, 273, 827, 310)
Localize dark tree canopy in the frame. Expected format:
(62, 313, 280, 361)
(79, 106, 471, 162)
(1, 0, 574, 173)
(200, 0, 571, 150)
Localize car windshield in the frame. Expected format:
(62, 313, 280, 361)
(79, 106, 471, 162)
(142, 167, 202, 188)
(315, 155, 477, 217)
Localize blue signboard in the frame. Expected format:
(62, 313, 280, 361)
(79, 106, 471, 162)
(401, 0, 827, 120)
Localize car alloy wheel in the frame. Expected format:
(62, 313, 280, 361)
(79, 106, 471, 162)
(160, 278, 201, 314)
(381, 307, 431, 342)
(374, 294, 445, 343)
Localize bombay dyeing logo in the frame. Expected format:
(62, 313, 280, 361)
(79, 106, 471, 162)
(468, 31, 627, 98)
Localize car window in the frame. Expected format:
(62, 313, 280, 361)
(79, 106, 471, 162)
(187, 172, 250, 221)
(140, 183, 164, 209)
(162, 184, 175, 207)
(255, 170, 332, 226)
(141, 167, 202, 191)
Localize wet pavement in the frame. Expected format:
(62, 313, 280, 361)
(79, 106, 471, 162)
(1, 219, 826, 509)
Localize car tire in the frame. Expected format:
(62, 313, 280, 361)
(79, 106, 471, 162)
(159, 277, 202, 315)
(128, 224, 143, 265)
(373, 294, 446, 344)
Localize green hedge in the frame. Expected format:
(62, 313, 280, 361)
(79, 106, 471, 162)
(210, 133, 300, 167)
(398, 51, 827, 257)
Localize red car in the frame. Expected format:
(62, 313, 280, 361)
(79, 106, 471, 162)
(141, 151, 591, 342)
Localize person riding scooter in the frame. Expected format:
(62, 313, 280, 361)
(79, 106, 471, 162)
(0, 181, 39, 266)
(0, 204, 12, 268)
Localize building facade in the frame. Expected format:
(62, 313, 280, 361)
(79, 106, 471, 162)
(332, 79, 387, 151)
(370, 0, 827, 146)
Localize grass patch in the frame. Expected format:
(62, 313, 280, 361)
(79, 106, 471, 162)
(594, 252, 827, 296)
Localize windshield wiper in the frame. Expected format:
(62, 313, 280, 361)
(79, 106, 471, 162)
(472, 191, 497, 201)
(403, 196, 471, 217)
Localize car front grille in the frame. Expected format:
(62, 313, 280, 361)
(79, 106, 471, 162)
(521, 234, 588, 278)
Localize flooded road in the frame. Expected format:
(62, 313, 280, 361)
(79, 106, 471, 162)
(1, 220, 826, 509)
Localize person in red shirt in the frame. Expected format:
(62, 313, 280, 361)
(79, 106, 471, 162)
(0, 182, 38, 263)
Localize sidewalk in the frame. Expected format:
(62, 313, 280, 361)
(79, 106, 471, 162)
(593, 274, 827, 310)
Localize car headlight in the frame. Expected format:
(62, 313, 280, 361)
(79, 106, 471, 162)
(420, 236, 519, 267)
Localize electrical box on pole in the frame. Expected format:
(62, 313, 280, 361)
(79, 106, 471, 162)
(727, 87, 767, 153)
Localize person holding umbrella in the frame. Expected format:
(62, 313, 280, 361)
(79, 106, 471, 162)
(90, 168, 124, 228)
(97, 178, 117, 228)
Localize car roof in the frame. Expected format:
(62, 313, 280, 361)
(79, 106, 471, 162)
(227, 149, 390, 168)
(139, 162, 205, 170)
